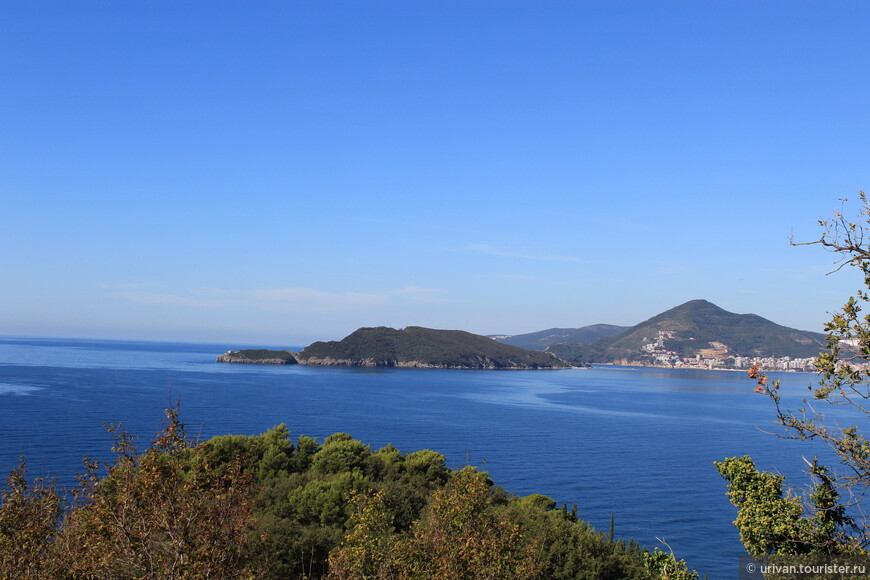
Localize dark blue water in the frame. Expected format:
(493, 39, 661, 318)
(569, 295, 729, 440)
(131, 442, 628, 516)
(0, 336, 857, 578)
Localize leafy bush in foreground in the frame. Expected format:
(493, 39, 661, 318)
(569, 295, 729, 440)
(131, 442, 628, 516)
(718, 195, 870, 563)
(1, 405, 695, 579)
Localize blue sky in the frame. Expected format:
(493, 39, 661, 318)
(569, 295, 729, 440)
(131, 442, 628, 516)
(2, 0, 869, 345)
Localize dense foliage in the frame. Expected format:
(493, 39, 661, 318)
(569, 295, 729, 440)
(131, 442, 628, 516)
(715, 455, 860, 560)
(717, 194, 870, 564)
(550, 299, 825, 364)
(297, 325, 570, 368)
(1, 405, 696, 579)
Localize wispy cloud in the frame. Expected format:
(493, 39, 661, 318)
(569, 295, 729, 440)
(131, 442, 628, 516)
(117, 291, 234, 308)
(114, 285, 445, 312)
(245, 288, 385, 312)
(456, 244, 585, 263)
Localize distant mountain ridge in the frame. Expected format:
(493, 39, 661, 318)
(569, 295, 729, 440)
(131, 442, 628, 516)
(217, 300, 825, 370)
(491, 324, 629, 350)
(547, 299, 826, 364)
(218, 326, 569, 369)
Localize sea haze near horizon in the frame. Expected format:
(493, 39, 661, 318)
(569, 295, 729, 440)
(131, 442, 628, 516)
(0, 336, 857, 578)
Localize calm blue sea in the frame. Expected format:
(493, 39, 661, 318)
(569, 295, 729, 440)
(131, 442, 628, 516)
(0, 336, 857, 578)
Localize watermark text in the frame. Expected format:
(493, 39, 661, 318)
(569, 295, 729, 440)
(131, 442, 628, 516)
(740, 555, 870, 579)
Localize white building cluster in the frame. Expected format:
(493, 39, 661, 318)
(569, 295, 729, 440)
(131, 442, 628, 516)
(638, 332, 818, 372)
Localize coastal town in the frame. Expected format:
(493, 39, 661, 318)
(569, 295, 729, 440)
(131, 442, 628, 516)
(630, 330, 819, 372)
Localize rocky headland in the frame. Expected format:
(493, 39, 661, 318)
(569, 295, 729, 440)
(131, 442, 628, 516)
(217, 326, 569, 370)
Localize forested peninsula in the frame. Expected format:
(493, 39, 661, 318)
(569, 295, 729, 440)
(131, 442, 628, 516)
(218, 326, 570, 369)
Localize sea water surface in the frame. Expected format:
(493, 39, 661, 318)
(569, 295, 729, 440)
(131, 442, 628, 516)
(0, 336, 856, 578)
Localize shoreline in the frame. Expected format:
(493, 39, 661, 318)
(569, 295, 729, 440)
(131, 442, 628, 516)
(591, 363, 816, 374)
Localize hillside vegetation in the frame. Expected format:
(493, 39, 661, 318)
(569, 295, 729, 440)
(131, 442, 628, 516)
(549, 299, 826, 364)
(296, 326, 570, 369)
(0, 407, 697, 579)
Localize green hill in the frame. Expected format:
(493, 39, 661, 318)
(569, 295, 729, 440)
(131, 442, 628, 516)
(216, 349, 298, 364)
(296, 326, 569, 369)
(548, 299, 826, 365)
(492, 324, 629, 350)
